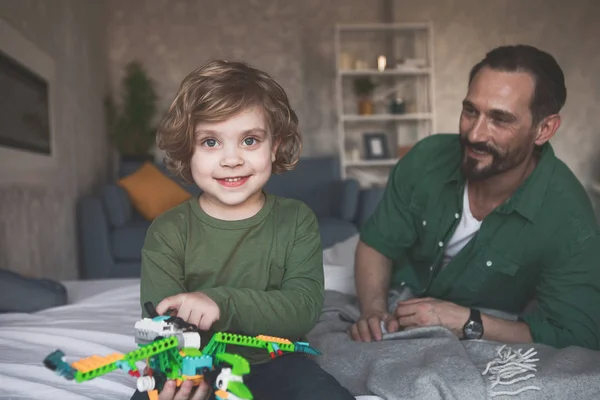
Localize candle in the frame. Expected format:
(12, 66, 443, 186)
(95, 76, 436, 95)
(377, 55, 387, 71)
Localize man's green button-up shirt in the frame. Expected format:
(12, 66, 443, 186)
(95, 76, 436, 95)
(360, 134, 600, 350)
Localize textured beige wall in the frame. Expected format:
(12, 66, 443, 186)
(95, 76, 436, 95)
(0, 0, 110, 279)
(106, 0, 600, 189)
(106, 0, 385, 158)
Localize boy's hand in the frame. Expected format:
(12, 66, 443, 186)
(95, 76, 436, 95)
(156, 292, 220, 330)
(159, 380, 211, 400)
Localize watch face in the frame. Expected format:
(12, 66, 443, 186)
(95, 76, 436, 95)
(464, 321, 483, 339)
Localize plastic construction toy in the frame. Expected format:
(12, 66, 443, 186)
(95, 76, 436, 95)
(43, 302, 321, 400)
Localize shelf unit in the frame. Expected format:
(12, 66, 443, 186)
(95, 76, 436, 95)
(334, 22, 436, 187)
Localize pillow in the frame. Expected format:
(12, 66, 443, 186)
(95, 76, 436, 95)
(118, 162, 192, 220)
(323, 234, 359, 269)
(323, 234, 359, 296)
(102, 184, 132, 227)
(0, 269, 67, 313)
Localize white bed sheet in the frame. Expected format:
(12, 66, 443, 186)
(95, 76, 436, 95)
(0, 279, 142, 400)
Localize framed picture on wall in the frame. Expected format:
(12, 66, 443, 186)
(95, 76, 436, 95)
(363, 132, 389, 160)
(0, 49, 51, 155)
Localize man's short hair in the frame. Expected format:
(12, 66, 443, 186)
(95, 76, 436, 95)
(469, 45, 567, 126)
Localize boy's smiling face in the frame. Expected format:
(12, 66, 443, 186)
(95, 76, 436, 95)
(191, 106, 275, 220)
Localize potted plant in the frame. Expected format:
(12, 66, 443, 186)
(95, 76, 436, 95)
(105, 61, 158, 162)
(353, 76, 376, 115)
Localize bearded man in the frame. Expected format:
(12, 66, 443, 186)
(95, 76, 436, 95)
(350, 44, 600, 350)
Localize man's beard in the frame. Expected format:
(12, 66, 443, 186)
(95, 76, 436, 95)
(459, 135, 528, 181)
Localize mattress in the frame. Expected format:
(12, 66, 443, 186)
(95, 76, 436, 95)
(0, 279, 142, 400)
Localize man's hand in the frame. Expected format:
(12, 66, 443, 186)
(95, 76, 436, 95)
(156, 292, 220, 331)
(349, 309, 400, 342)
(158, 380, 211, 400)
(394, 297, 469, 337)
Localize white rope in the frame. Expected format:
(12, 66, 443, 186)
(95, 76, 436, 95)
(482, 345, 541, 397)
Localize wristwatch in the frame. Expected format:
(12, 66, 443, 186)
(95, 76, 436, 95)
(462, 308, 484, 340)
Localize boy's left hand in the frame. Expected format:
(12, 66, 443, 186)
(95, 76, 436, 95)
(156, 292, 220, 330)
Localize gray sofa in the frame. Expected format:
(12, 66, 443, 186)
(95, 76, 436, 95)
(77, 157, 379, 279)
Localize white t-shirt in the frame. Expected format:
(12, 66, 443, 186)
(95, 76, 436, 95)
(441, 183, 482, 269)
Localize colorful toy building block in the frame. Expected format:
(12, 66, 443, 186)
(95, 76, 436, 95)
(42, 302, 321, 400)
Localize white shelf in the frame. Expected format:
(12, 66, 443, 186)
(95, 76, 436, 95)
(339, 68, 431, 76)
(337, 23, 430, 32)
(334, 22, 436, 186)
(342, 113, 432, 122)
(345, 158, 399, 167)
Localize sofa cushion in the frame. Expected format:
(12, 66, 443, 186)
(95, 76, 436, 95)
(318, 217, 359, 250)
(111, 220, 151, 261)
(331, 179, 360, 221)
(0, 269, 68, 313)
(109, 262, 143, 279)
(265, 157, 344, 218)
(102, 185, 132, 228)
(356, 187, 385, 227)
(118, 162, 192, 220)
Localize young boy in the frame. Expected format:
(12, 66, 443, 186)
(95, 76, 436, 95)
(131, 60, 355, 400)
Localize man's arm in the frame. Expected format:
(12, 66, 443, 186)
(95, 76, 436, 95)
(350, 240, 394, 341)
(355, 240, 393, 313)
(351, 143, 426, 341)
(480, 314, 532, 343)
(201, 207, 324, 340)
(394, 297, 533, 342)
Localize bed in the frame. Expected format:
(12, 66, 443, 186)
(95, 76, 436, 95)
(0, 278, 145, 399)
(1, 236, 600, 400)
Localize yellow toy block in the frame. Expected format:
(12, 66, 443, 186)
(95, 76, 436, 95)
(72, 353, 124, 373)
(255, 335, 292, 345)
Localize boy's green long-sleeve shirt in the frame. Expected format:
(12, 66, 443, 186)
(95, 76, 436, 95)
(140, 193, 324, 363)
(361, 134, 600, 350)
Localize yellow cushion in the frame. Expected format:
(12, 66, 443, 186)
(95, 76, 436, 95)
(118, 162, 192, 220)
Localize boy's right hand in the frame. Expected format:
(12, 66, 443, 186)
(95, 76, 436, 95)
(159, 380, 210, 400)
(156, 292, 220, 331)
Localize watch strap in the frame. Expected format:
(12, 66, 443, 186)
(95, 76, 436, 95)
(470, 308, 482, 325)
(462, 308, 484, 340)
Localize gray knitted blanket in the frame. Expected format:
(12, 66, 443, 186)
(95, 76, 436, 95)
(307, 290, 600, 400)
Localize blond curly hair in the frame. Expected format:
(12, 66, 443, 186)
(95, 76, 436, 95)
(156, 59, 302, 183)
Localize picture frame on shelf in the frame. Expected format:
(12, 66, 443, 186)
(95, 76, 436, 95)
(363, 132, 389, 160)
